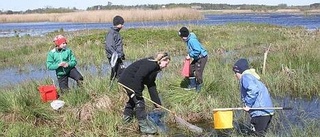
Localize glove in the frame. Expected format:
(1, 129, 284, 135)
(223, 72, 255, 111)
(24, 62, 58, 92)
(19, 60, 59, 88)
(121, 55, 125, 60)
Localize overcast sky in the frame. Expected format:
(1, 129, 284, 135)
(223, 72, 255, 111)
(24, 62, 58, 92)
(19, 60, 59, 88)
(0, 0, 318, 11)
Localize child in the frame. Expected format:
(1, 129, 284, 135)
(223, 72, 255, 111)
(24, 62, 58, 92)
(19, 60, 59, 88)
(179, 27, 208, 92)
(118, 52, 170, 135)
(46, 35, 83, 93)
(233, 58, 274, 136)
(105, 15, 125, 81)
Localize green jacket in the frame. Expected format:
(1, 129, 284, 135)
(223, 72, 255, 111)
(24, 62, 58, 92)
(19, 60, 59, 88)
(46, 48, 77, 78)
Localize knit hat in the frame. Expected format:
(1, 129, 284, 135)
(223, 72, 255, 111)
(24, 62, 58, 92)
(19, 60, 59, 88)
(178, 27, 189, 37)
(113, 15, 124, 26)
(233, 58, 249, 74)
(53, 35, 67, 46)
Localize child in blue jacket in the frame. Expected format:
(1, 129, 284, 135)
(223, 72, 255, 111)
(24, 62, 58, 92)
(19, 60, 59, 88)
(179, 27, 208, 92)
(233, 58, 274, 136)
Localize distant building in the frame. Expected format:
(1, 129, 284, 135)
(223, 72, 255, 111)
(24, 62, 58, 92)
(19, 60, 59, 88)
(191, 6, 202, 10)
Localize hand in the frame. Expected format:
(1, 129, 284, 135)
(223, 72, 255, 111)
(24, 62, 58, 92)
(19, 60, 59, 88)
(63, 63, 69, 68)
(59, 62, 66, 67)
(185, 55, 190, 60)
(243, 106, 250, 111)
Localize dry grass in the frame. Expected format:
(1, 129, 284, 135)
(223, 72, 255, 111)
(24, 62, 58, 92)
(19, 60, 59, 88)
(0, 8, 203, 23)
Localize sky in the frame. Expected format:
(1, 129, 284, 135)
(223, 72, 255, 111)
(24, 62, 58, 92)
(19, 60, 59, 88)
(0, 0, 319, 11)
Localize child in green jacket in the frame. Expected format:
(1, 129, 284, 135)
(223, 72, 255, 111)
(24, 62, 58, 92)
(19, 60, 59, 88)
(46, 35, 83, 93)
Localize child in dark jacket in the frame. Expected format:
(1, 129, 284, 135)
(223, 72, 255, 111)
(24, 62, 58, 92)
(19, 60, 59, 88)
(118, 52, 170, 135)
(105, 15, 125, 81)
(46, 35, 83, 93)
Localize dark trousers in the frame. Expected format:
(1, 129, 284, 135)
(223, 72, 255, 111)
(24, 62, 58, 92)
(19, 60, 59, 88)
(108, 58, 124, 80)
(58, 67, 83, 92)
(123, 88, 146, 121)
(250, 115, 272, 136)
(190, 56, 207, 84)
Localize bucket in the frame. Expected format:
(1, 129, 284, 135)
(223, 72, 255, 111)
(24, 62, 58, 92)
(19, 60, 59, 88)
(213, 110, 233, 129)
(38, 85, 58, 102)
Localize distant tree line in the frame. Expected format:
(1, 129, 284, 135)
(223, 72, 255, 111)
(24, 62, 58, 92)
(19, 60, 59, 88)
(1, 3, 319, 14)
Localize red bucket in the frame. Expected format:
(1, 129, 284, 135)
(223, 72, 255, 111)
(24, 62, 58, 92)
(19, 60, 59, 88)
(38, 85, 58, 102)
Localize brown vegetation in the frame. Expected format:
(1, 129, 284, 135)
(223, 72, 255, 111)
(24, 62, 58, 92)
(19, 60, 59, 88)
(0, 8, 203, 23)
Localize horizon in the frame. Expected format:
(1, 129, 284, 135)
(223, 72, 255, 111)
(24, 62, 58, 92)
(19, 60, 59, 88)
(0, 0, 319, 11)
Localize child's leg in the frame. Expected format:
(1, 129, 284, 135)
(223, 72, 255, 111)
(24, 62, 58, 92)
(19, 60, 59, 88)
(69, 67, 84, 86)
(58, 75, 69, 93)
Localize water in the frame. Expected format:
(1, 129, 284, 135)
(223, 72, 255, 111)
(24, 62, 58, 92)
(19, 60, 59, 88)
(0, 14, 319, 37)
(1, 13, 320, 136)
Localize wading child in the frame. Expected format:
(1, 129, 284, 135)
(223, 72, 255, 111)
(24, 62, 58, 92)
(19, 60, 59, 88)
(179, 26, 208, 92)
(233, 58, 274, 136)
(46, 35, 83, 93)
(105, 15, 126, 81)
(118, 52, 170, 135)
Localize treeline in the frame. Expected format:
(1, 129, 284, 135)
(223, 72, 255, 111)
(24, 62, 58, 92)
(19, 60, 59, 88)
(87, 3, 320, 11)
(0, 7, 78, 15)
(1, 3, 320, 15)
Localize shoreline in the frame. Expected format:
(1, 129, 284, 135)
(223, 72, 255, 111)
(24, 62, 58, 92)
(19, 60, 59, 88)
(200, 9, 320, 15)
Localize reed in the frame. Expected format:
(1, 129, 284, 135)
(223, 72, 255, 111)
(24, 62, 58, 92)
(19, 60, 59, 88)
(0, 8, 203, 23)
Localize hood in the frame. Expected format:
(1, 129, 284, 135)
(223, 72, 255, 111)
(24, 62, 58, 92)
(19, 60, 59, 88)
(186, 33, 197, 41)
(242, 69, 260, 80)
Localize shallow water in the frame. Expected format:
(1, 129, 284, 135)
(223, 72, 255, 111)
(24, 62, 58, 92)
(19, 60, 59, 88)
(169, 97, 320, 136)
(0, 14, 319, 37)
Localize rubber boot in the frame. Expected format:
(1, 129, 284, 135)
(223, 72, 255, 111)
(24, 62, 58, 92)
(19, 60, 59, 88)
(138, 119, 157, 134)
(122, 115, 133, 123)
(184, 77, 196, 90)
(196, 83, 202, 92)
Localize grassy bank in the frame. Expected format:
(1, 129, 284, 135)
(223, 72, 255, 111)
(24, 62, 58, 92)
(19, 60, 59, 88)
(0, 24, 320, 136)
(0, 8, 203, 23)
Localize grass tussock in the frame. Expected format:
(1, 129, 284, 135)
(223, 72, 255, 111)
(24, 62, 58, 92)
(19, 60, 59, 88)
(0, 8, 203, 23)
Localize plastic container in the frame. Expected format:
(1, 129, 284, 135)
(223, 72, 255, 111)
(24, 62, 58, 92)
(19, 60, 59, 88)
(213, 110, 233, 129)
(181, 59, 190, 77)
(38, 85, 58, 102)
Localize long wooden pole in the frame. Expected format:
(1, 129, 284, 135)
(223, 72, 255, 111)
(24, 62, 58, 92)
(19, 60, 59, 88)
(118, 82, 203, 133)
(262, 44, 271, 75)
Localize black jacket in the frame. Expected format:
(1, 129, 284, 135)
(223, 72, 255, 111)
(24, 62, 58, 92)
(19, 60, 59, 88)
(118, 57, 162, 105)
(105, 27, 124, 59)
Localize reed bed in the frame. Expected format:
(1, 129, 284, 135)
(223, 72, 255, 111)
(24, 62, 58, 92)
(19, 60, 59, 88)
(0, 24, 319, 136)
(0, 8, 203, 23)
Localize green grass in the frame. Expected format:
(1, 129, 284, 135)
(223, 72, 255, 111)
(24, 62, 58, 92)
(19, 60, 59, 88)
(0, 23, 319, 136)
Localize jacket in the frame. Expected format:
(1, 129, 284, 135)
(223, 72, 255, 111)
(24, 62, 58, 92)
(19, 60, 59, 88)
(46, 47, 77, 78)
(105, 26, 125, 59)
(240, 69, 274, 117)
(185, 33, 208, 60)
(118, 57, 162, 106)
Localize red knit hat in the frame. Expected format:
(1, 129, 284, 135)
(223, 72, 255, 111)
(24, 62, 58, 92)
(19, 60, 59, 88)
(53, 35, 67, 46)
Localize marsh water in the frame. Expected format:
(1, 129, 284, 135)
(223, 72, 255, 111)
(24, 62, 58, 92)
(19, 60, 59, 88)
(1, 13, 320, 136)
(0, 14, 320, 37)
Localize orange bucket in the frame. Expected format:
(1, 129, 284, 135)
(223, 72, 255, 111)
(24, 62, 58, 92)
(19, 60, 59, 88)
(213, 110, 233, 129)
(38, 85, 58, 102)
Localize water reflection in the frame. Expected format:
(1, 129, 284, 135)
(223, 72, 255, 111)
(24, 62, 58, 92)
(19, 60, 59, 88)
(187, 97, 320, 136)
(0, 14, 319, 37)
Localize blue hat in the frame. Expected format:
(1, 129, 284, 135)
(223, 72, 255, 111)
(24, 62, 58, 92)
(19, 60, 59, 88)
(233, 58, 249, 74)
